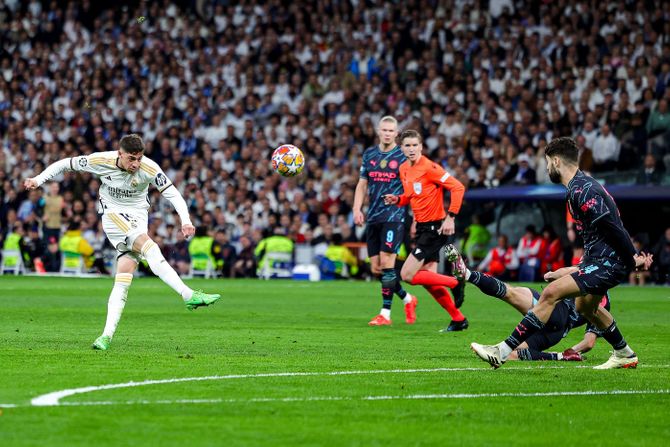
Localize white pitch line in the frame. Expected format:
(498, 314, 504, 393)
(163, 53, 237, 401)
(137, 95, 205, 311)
(27, 364, 670, 407)
(30, 367, 481, 407)
(48, 388, 670, 407)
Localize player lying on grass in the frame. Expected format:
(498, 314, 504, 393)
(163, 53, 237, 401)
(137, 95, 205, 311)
(25, 134, 221, 351)
(446, 245, 608, 361)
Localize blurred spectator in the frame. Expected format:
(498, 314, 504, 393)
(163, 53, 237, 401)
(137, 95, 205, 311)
(591, 124, 621, 172)
(166, 230, 191, 276)
(636, 154, 664, 185)
(629, 239, 651, 286)
(59, 221, 95, 271)
(652, 228, 670, 285)
(42, 236, 61, 272)
(646, 99, 670, 172)
(188, 226, 218, 275)
(477, 234, 519, 281)
(517, 225, 542, 282)
(42, 183, 64, 242)
(231, 235, 256, 278)
(460, 214, 491, 265)
(513, 154, 537, 185)
(254, 226, 294, 277)
(213, 229, 236, 277)
(23, 224, 46, 272)
(539, 226, 564, 276)
(322, 233, 359, 279)
(1, 223, 28, 270)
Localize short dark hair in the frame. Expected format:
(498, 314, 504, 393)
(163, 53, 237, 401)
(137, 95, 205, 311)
(399, 129, 422, 144)
(119, 134, 145, 154)
(544, 137, 579, 164)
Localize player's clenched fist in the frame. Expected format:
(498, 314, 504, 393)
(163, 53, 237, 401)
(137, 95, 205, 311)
(383, 194, 399, 205)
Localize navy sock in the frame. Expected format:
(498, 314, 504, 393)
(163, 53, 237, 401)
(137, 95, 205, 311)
(517, 349, 558, 361)
(504, 311, 545, 350)
(468, 271, 507, 299)
(602, 321, 627, 350)
(381, 268, 396, 310)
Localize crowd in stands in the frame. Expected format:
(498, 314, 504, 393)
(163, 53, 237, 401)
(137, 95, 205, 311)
(1, 1, 670, 283)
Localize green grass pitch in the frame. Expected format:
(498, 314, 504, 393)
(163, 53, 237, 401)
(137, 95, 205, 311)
(1, 277, 669, 446)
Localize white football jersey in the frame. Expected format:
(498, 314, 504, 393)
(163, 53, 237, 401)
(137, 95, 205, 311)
(70, 151, 172, 213)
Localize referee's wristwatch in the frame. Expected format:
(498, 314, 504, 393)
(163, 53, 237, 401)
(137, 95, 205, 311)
(447, 212, 457, 218)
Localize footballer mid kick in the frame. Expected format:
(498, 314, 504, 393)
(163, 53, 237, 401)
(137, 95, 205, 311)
(24, 134, 221, 351)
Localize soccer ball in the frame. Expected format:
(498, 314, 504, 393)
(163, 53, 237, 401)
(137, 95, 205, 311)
(271, 144, 305, 177)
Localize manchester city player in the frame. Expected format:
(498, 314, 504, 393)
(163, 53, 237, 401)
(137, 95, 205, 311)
(471, 137, 653, 369)
(353, 116, 417, 326)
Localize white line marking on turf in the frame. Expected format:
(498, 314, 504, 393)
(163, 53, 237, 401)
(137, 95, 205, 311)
(30, 367, 480, 406)
(26, 364, 670, 407)
(45, 389, 670, 407)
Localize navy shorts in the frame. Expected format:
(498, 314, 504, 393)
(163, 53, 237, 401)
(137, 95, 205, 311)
(525, 299, 573, 352)
(571, 260, 627, 296)
(366, 222, 405, 258)
(412, 220, 449, 263)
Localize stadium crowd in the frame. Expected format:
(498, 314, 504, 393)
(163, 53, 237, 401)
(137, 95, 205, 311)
(1, 0, 669, 283)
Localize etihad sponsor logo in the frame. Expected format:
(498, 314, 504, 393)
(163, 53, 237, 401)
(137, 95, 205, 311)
(369, 171, 397, 180)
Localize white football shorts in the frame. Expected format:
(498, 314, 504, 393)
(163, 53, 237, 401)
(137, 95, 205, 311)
(101, 211, 149, 263)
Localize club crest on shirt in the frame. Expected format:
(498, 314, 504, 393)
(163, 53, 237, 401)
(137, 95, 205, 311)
(380, 159, 388, 169)
(389, 160, 398, 169)
(413, 182, 422, 194)
(155, 173, 167, 187)
(130, 177, 138, 188)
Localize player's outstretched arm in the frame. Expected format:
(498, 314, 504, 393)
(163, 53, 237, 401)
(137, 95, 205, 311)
(544, 265, 579, 282)
(24, 158, 74, 189)
(571, 332, 598, 354)
(160, 184, 194, 237)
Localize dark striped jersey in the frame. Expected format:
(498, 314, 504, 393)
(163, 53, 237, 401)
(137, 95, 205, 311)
(359, 145, 406, 223)
(566, 170, 636, 270)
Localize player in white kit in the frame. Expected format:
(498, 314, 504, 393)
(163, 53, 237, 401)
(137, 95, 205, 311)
(24, 134, 221, 350)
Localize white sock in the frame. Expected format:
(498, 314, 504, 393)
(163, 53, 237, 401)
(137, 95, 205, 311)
(141, 240, 193, 300)
(464, 268, 472, 281)
(102, 273, 133, 339)
(557, 352, 564, 360)
(615, 344, 635, 357)
(402, 294, 413, 304)
(497, 341, 513, 360)
(380, 308, 391, 319)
